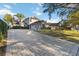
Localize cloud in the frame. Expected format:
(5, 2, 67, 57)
(0, 9, 16, 16)
(38, 3, 42, 7)
(46, 20, 54, 23)
(36, 7, 39, 11)
(33, 11, 42, 16)
(4, 5, 12, 9)
(33, 7, 42, 16)
(46, 18, 61, 23)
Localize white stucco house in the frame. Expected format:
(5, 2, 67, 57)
(29, 21, 44, 31)
(24, 16, 45, 31)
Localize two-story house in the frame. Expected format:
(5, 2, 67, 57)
(24, 16, 45, 31)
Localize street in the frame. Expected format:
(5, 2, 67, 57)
(4, 29, 79, 56)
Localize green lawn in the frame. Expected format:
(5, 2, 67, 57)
(39, 29, 79, 44)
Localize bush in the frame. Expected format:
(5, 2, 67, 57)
(0, 32, 4, 42)
(0, 20, 9, 39)
(11, 26, 27, 29)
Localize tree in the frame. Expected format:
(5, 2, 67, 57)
(42, 3, 59, 20)
(68, 10, 79, 25)
(60, 10, 79, 30)
(4, 14, 13, 24)
(0, 19, 9, 40)
(42, 3, 79, 20)
(15, 13, 25, 21)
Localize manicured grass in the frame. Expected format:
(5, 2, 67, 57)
(39, 29, 79, 44)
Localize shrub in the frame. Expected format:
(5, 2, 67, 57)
(11, 26, 27, 29)
(0, 32, 4, 42)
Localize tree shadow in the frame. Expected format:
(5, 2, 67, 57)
(38, 35, 78, 56)
(0, 44, 7, 56)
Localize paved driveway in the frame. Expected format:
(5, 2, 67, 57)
(5, 29, 79, 56)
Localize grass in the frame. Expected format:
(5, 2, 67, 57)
(0, 32, 7, 47)
(39, 29, 79, 44)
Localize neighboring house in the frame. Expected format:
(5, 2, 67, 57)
(44, 23, 51, 28)
(44, 23, 59, 30)
(58, 20, 79, 30)
(29, 21, 45, 31)
(24, 16, 39, 26)
(50, 23, 59, 30)
(12, 16, 25, 27)
(24, 16, 45, 31)
(69, 24, 79, 30)
(20, 19, 25, 27)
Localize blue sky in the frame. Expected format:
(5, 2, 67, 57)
(0, 3, 61, 23)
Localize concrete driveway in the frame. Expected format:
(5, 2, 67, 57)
(5, 29, 79, 56)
